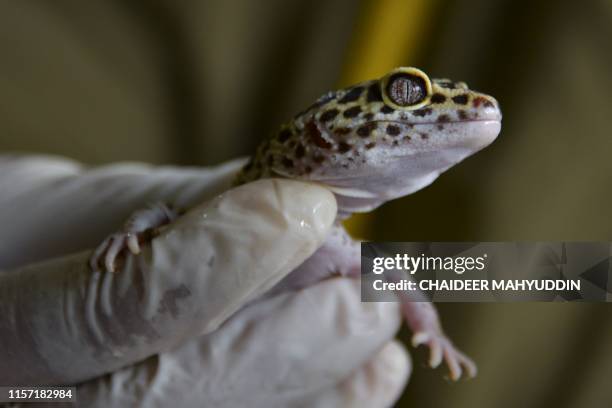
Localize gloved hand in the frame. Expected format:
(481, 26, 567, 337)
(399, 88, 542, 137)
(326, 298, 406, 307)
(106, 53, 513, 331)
(0, 155, 409, 407)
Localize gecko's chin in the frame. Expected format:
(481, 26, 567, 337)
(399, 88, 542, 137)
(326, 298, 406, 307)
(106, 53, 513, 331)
(459, 120, 501, 150)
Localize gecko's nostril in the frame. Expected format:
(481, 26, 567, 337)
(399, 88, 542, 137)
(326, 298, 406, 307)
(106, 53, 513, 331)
(466, 94, 501, 121)
(472, 96, 496, 109)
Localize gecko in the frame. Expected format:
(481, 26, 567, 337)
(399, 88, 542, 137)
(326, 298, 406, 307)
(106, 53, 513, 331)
(90, 67, 502, 381)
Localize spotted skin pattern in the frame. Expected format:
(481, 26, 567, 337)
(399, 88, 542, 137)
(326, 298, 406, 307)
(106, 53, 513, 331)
(234, 73, 498, 192)
(91, 67, 502, 382)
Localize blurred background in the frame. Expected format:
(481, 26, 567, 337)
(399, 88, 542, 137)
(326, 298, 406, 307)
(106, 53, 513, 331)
(1, 0, 611, 406)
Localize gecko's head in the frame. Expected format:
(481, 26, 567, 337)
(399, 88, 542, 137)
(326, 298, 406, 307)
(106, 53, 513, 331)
(253, 67, 502, 214)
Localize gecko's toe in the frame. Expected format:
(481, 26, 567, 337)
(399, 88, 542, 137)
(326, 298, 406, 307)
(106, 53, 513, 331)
(411, 332, 429, 347)
(443, 346, 463, 381)
(104, 234, 127, 273)
(428, 338, 443, 368)
(90, 236, 112, 272)
(126, 233, 141, 254)
(457, 351, 478, 378)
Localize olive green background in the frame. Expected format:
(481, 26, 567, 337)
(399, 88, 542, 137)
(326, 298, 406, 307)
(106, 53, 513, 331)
(1, 1, 611, 406)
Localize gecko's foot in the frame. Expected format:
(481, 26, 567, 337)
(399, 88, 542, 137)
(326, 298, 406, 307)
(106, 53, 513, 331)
(412, 330, 477, 381)
(400, 301, 477, 380)
(89, 203, 178, 273)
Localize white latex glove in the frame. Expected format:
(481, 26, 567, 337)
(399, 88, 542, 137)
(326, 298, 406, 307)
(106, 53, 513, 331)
(0, 155, 409, 407)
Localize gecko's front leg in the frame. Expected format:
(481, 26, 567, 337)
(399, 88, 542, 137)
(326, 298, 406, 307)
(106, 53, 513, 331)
(89, 203, 179, 273)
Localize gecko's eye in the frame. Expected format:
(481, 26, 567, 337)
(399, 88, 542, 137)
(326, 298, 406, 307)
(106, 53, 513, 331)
(387, 74, 426, 105)
(381, 67, 432, 110)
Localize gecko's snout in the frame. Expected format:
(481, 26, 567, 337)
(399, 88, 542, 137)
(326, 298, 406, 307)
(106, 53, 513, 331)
(470, 93, 502, 122)
(450, 112, 501, 152)
(467, 119, 501, 149)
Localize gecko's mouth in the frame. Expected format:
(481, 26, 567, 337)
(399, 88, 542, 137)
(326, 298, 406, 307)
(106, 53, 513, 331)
(411, 118, 502, 126)
(360, 119, 501, 132)
(369, 112, 502, 128)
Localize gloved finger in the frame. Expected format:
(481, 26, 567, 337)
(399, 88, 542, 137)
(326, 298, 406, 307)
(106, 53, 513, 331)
(0, 179, 336, 386)
(75, 279, 402, 408)
(299, 340, 411, 408)
(0, 155, 246, 268)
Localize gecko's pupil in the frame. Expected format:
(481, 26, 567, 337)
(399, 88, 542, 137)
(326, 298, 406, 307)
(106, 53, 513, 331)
(386, 73, 427, 106)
